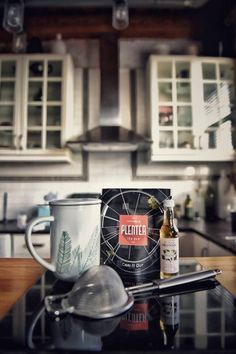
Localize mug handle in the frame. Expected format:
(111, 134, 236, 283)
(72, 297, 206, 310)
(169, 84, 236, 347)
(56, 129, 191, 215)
(25, 216, 55, 272)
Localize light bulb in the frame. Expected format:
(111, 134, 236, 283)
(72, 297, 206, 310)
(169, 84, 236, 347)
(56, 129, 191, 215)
(112, 0, 129, 30)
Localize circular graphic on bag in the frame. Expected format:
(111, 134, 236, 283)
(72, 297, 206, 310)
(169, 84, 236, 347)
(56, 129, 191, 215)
(101, 189, 166, 275)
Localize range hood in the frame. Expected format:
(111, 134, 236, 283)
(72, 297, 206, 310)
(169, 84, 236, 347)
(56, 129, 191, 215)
(67, 34, 151, 152)
(68, 126, 150, 152)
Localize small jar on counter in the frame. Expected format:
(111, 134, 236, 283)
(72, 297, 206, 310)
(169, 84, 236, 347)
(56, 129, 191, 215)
(17, 212, 27, 229)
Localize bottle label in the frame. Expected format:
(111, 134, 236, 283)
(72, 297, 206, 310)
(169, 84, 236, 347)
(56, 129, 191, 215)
(119, 214, 148, 246)
(161, 296, 180, 326)
(160, 238, 179, 273)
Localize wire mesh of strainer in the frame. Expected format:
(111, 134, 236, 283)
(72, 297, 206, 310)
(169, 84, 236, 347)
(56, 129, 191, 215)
(45, 265, 134, 319)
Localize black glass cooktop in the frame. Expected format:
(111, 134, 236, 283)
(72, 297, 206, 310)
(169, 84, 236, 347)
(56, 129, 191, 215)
(0, 260, 236, 353)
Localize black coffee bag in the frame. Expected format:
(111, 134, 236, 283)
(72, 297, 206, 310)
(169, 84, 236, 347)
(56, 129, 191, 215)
(100, 188, 170, 281)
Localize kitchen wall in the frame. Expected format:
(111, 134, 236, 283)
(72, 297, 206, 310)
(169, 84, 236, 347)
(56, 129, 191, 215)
(0, 39, 234, 220)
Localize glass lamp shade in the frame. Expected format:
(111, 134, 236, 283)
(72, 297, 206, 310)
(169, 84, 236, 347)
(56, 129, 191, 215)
(3, 0, 24, 33)
(112, 0, 129, 30)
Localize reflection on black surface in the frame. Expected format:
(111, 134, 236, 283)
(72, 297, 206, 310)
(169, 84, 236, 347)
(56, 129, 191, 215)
(28, 308, 121, 351)
(103, 297, 164, 351)
(0, 260, 236, 352)
(160, 295, 179, 350)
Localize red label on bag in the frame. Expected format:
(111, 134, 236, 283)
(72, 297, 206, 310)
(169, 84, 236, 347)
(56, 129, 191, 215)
(119, 215, 148, 246)
(120, 303, 149, 331)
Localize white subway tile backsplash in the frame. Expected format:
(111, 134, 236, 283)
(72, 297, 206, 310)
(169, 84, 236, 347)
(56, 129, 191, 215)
(0, 160, 202, 219)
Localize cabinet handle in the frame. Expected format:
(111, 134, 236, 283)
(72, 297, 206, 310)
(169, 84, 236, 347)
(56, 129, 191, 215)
(201, 247, 208, 256)
(23, 243, 45, 248)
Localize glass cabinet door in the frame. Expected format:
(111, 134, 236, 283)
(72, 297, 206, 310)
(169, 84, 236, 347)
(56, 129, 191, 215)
(157, 61, 173, 149)
(0, 60, 17, 149)
(149, 55, 235, 161)
(26, 59, 63, 150)
(201, 61, 234, 150)
(157, 60, 193, 150)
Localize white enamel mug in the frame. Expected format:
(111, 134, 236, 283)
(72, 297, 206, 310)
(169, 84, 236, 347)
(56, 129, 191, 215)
(25, 198, 101, 281)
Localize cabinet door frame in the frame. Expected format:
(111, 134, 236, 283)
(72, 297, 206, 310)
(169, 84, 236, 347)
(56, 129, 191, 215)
(148, 55, 197, 161)
(0, 54, 73, 162)
(148, 55, 235, 161)
(0, 55, 22, 152)
(22, 54, 67, 152)
(196, 56, 235, 160)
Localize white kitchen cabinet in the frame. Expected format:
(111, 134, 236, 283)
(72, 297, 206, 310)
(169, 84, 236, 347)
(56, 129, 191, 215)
(208, 240, 233, 256)
(0, 234, 12, 257)
(179, 232, 233, 257)
(180, 232, 208, 257)
(0, 54, 74, 162)
(13, 234, 50, 258)
(147, 55, 235, 161)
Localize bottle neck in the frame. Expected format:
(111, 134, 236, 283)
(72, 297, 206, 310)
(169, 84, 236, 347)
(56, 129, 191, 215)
(163, 207, 175, 227)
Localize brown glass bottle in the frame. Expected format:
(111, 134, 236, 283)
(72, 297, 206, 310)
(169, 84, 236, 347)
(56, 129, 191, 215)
(184, 194, 194, 220)
(160, 197, 179, 279)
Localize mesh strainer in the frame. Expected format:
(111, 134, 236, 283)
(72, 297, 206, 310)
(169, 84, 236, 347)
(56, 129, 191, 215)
(45, 265, 134, 319)
(45, 265, 221, 320)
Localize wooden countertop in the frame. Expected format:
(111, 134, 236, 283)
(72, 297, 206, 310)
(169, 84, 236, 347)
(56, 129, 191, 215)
(195, 256, 236, 298)
(0, 258, 44, 320)
(0, 257, 235, 321)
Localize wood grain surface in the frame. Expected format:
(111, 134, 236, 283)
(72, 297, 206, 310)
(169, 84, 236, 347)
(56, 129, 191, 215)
(0, 258, 44, 320)
(195, 256, 236, 297)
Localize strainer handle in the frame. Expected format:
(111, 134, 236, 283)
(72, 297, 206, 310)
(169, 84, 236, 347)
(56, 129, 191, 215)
(127, 269, 222, 294)
(45, 293, 72, 316)
(27, 304, 54, 350)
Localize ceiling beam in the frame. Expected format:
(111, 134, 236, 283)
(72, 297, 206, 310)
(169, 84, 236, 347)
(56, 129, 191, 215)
(0, 8, 201, 40)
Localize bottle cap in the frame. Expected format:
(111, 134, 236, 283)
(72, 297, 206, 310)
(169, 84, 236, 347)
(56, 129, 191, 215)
(163, 197, 175, 208)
